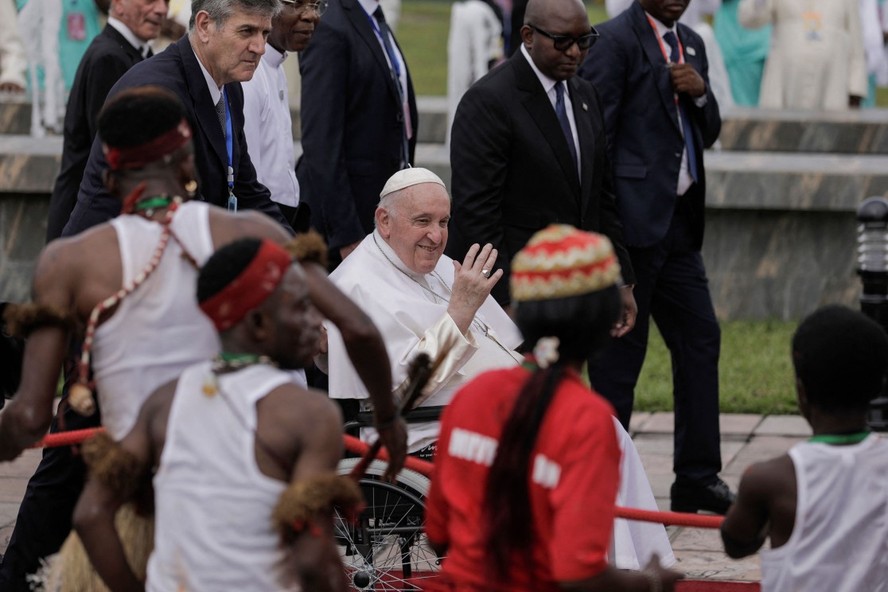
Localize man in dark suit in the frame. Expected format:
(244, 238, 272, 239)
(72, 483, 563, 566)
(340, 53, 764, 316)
(46, 0, 169, 242)
(61, 0, 290, 238)
(448, 0, 636, 325)
(579, 0, 733, 515)
(296, 0, 417, 264)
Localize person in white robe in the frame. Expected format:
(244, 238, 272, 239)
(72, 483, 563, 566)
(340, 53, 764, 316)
(323, 167, 675, 570)
(447, 0, 504, 145)
(739, 0, 867, 109)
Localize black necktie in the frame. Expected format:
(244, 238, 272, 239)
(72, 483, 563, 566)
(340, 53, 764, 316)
(554, 81, 579, 177)
(215, 96, 226, 136)
(143, 46, 153, 59)
(663, 31, 699, 183)
(373, 5, 410, 168)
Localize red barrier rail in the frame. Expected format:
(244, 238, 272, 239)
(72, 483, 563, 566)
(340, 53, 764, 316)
(35, 428, 724, 529)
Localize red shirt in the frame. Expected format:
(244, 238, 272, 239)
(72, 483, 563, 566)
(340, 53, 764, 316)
(424, 364, 620, 591)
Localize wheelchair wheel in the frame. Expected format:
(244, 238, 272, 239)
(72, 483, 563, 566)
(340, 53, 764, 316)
(336, 458, 442, 591)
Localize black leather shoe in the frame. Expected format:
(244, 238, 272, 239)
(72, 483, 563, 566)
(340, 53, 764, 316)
(670, 477, 736, 515)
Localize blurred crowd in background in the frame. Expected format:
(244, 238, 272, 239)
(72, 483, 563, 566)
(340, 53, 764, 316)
(2, 0, 888, 139)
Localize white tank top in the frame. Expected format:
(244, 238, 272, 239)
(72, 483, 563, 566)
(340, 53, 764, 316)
(760, 434, 888, 592)
(147, 362, 296, 592)
(92, 202, 219, 439)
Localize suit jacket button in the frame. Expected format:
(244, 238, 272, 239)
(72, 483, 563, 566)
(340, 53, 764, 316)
(675, 152, 681, 158)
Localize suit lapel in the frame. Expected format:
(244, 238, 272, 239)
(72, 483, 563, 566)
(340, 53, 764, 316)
(569, 78, 594, 215)
(179, 37, 229, 167)
(342, 0, 402, 106)
(630, 2, 681, 135)
(513, 53, 580, 195)
(104, 24, 143, 64)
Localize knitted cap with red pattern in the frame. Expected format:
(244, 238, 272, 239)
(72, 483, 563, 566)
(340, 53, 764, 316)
(510, 225, 621, 302)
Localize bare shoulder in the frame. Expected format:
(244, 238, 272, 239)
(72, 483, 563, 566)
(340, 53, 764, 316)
(208, 208, 290, 248)
(739, 453, 794, 501)
(265, 384, 343, 431)
(34, 226, 118, 304)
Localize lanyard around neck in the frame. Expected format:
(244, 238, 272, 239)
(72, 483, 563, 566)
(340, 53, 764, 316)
(366, 10, 401, 79)
(646, 14, 683, 65)
(222, 88, 236, 211)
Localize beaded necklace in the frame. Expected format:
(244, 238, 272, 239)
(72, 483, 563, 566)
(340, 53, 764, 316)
(202, 352, 277, 396)
(68, 194, 201, 415)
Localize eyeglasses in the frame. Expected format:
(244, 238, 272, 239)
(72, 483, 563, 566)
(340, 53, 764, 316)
(528, 24, 599, 52)
(280, 0, 328, 16)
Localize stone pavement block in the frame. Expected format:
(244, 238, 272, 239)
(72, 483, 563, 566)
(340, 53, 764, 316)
(720, 440, 746, 468)
(673, 549, 761, 582)
(719, 414, 762, 437)
(671, 525, 725, 552)
(640, 412, 674, 433)
(632, 434, 674, 456)
(0, 449, 42, 478)
(629, 412, 652, 434)
(754, 415, 810, 437)
(723, 436, 805, 477)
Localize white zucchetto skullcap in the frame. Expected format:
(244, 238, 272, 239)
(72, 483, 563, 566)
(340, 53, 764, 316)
(379, 167, 446, 199)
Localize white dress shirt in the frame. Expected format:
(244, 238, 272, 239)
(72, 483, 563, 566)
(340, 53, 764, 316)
(108, 16, 151, 57)
(242, 43, 300, 207)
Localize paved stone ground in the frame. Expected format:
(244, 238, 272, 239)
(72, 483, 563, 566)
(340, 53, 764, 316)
(0, 414, 811, 585)
(628, 412, 812, 584)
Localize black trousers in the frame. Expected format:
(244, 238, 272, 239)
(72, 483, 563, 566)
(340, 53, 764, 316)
(588, 201, 722, 483)
(0, 402, 101, 590)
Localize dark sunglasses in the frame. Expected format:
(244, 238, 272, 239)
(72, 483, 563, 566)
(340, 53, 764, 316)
(528, 24, 599, 51)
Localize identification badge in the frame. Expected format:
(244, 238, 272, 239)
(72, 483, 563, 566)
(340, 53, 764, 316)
(67, 12, 86, 41)
(802, 11, 823, 41)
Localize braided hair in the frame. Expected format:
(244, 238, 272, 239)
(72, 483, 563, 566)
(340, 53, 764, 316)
(483, 286, 621, 580)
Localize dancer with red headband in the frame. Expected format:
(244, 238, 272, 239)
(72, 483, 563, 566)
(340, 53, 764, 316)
(76, 237, 359, 592)
(0, 85, 405, 586)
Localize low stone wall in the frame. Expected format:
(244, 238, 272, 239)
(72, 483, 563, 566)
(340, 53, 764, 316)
(3, 103, 886, 320)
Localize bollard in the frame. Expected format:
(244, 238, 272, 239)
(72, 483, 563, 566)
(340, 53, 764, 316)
(857, 197, 888, 431)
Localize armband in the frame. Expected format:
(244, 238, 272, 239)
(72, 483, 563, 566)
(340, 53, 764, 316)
(285, 230, 328, 269)
(81, 432, 148, 502)
(273, 474, 364, 543)
(3, 303, 77, 338)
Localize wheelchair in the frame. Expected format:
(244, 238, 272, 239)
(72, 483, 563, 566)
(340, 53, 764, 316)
(337, 407, 444, 591)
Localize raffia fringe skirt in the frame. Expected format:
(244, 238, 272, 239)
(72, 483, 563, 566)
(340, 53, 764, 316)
(31, 503, 153, 592)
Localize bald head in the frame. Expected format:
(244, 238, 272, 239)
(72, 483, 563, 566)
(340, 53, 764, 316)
(524, 0, 586, 28)
(521, 0, 591, 81)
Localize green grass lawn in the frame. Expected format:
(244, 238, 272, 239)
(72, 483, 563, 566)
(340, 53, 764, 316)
(398, 0, 609, 95)
(635, 320, 799, 415)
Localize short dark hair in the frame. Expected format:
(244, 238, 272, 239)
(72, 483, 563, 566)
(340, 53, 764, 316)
(792, 305, 888, 413)
(197, 238, 264, 304)
(515, 286, 621, 362)
(97, 86, 187, 150)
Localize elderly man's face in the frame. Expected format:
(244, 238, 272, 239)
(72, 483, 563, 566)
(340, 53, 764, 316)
(377, 184, 451, 275)
(113, 0, 168, 42)
(199, 8, 271, 84)
(269, 0, 322, 53)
